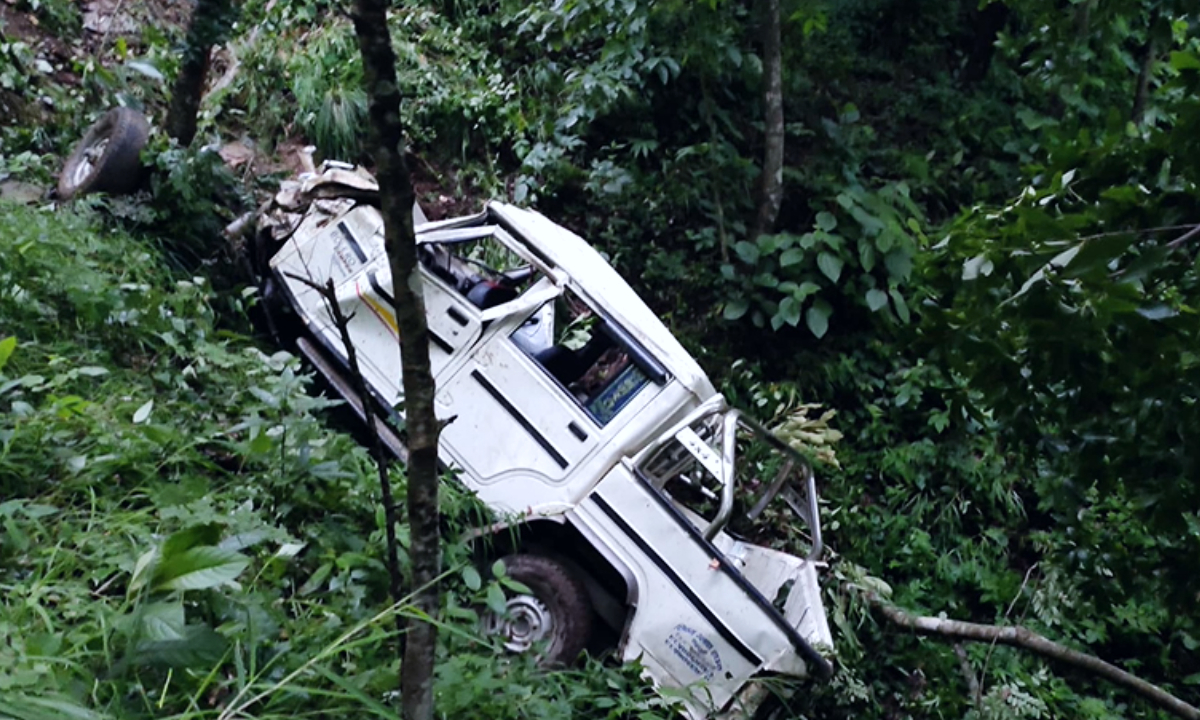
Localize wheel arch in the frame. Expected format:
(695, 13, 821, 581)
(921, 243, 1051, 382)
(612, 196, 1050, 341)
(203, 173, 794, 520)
(468, 516, 639, 636)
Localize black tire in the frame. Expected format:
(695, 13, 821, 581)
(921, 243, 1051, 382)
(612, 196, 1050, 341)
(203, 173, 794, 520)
(58, 107, 150, 200)
(482, 553, 593, 666)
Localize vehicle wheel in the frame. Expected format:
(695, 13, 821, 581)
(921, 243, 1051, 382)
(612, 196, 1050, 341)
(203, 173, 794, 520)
(481, 553, 593, 666)
(57, 107, 150, 200)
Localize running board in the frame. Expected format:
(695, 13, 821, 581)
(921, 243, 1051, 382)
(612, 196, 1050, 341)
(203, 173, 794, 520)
(296, 337, 409, 463)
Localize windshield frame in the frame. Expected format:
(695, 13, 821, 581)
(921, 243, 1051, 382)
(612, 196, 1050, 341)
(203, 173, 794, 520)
(631, 397, 824, 561)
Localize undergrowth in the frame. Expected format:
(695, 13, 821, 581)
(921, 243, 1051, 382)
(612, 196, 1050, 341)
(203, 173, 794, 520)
(0, 202, 674, 720)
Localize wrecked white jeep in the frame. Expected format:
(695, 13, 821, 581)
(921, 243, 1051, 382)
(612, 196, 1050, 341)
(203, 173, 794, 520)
(249, 161, 834, 718)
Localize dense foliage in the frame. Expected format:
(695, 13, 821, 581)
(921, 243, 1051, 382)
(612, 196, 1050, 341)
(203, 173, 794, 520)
(2, 0, 1199, 718)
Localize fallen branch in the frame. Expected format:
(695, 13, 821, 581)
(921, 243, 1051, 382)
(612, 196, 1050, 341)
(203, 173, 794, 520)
(860, 591, 1200, 720)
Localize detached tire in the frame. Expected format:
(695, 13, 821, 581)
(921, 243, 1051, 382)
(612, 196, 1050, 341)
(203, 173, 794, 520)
(58, 107, 150, 200)
(482, 553, 593, 666)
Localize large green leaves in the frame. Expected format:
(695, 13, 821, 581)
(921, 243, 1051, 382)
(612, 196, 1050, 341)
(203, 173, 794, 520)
(130, 523, 250, 594)
(724, 179, 923, 337)
(151, 546, 250, 591)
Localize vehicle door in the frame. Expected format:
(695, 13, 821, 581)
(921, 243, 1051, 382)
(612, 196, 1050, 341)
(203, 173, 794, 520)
(438, 284, 667, 494)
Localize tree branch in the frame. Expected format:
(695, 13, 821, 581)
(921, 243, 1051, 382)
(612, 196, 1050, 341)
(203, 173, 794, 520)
(287, 274, 407, 643)
(953, 643, 981, 707)
(860, 591, 1200, 720)
(979, 562, 1038, 702)
(1165, 224, 1200, 251)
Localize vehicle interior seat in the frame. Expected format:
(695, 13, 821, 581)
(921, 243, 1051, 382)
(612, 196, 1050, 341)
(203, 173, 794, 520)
(466, 279, 518, 309)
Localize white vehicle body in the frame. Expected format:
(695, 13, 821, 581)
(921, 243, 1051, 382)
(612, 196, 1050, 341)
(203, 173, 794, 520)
(254, 163, 834, 718)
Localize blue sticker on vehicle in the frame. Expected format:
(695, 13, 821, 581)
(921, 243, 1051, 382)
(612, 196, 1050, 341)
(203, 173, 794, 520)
(586, 363, 648, 425)
(665, 624, 724, 680)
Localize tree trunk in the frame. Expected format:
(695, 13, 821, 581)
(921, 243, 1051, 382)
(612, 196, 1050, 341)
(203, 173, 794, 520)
(1131, 38, 1154, 125)
(166, 0, 237, 146)
(1131, 12, 1160, 125)
(750, 0, 784, 241)
(349, 4, 441, 720)
(959, 1, 1009, 86)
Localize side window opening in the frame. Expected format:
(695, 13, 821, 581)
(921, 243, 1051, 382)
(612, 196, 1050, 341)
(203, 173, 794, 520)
(418, 227, 543, 311)
(511, 288, 653, 426)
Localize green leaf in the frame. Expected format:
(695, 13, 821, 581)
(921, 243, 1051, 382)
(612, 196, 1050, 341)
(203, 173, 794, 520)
(128, 548, 158, 594)
(866, 289, 889, 312)
(796, 281, 822, 299)
(1063, 234, 1136, 278)
(875, 230, 895, 253)
(1118, 246, 1168, 284)
(723, 298, 750, 320)
(805, 303, 830, 338)
(779, 248, 806, 267)
(0, 336, 16, 372)
(151, 546, 249, 592)
(298, 562, 333, 596)
(884, 250, 913, 280)
(132, 399, 153, 424)
(815, 211, 837, 232)
(778, 296, 802, 327)
(817, 252, 843, 282)
(818, 232, 843, 251)
(126, 60, 164, 81)
(499, 576, 532, 595)
(1137, 304, 1177, 321)
(130, 625, 228, 669)
(734, 241, 759, 264)
(462, 565, 482, 592)
(0, 695, 109, 720)
(889, 288, 911, 323)
(491, 559, 507, 578)
(139, 601, 186, 641)
(248, 430, 273, 455)
(1169, 51, 1200, 71)
(753, 272, 779, 289)
(486, 583, 507, 615)
(853, 207, 886, 236)
(161, 523, 223, 560)
(756, 234, 781, 253)
(859, 242, 876, 272)
(962, 254, 993, 281)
